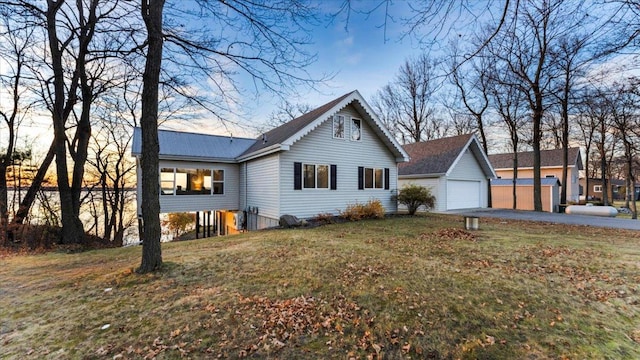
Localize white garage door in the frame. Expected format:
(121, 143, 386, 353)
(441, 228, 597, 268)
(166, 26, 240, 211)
(447, 180, 481, 210)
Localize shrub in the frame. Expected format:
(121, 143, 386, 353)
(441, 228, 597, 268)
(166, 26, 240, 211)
(313, 212, 335, 225)
(341, 199, 385, 221)
(394, 184, 436, 215)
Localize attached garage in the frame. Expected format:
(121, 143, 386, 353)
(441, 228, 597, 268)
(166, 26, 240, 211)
(399, 134, 496, 212)
(447, 180, 481, 209)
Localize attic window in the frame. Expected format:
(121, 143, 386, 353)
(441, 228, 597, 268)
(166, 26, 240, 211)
(333, 115, 345, 139)
(351, 118, 362, 141)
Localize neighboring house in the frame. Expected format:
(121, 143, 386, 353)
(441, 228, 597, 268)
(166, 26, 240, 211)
(580, 177, 640, 202)
(488, 147, 583, 204)
(398, 134, 496, 212)
(131, 90, 410, 231)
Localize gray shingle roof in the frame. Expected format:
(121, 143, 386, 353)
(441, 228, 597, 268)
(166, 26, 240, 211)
(399, 134, 474, 176)
(241, 91, 354, 156)
(131, 128, 256, 161)
(488, 148, 582, 169)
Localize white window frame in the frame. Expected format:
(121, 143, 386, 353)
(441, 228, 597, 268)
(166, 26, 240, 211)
(333, 115, 345, 139)
(303, 163, 330, 189)
(159, 167, 225, 195)
(594, 185, 602, 193)
(212, 169, 225, 195)
(351, 118, 362, 141)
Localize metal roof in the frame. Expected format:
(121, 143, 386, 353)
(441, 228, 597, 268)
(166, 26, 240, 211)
(131, 128, 256, 162)
(491, 178, 561, 186)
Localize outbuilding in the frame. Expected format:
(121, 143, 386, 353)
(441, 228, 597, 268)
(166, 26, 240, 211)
(491, 178, 561, 213)
(398, 134, 496, 212)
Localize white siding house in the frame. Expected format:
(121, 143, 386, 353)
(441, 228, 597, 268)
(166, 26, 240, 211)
(132, 90, 409, 231)
(398, 134, 496, 212)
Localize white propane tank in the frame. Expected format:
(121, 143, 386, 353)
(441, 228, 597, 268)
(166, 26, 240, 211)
(565, 205, 618, 217)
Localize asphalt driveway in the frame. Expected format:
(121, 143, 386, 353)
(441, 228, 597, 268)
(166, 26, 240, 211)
(451, 208, 640, 231)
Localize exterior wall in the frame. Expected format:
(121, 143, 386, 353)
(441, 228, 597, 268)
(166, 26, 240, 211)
(397, 177, 444, 212)
(156, 160, 240, 213)
(278, 104, 398, 219)
(491, 184, 558, 212)
(448, 149, 490, 208)
(495, 166, 579, 203)
(244, 153, 281, 221)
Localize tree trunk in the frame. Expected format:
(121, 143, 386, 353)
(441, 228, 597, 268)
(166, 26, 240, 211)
(138, 0, 165, 273)
(46, 1, 85, 244)
(12, 142, 55, 224)
(0, 167, 7, 246)
(601, 156, 608, 206)
(512, 154, 518, 209)
(560, 82, 570, 205)
(532, 98, 543, 212)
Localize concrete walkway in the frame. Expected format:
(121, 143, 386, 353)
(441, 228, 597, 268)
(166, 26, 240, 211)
(451, 208, 640, 231)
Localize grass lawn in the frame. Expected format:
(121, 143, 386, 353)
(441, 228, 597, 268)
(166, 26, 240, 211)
(1, 214, 639, 359)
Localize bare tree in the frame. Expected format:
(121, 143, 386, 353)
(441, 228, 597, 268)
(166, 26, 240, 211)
(450, 48, 492, 152)
(610, 81, 640, 217)
(488, 66, 528, 209)
(2, 0, 131, 244)
(580, 85, 617, 205)
(373, 54, 443, 144)
(0, 10, 36, 244)
(138, 0, 164, 273)
(257, 100, 313, 133)
(137, 0, 322, 273)
(487, 1, 573, 211)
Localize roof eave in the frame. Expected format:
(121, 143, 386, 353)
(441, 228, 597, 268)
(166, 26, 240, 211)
(237, 143, 290, 162)
(399, 173, 445, 179)
(161, 154, 239, 163)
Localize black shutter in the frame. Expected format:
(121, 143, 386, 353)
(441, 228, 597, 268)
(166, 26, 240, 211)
(358, 166, 364, 190)
(294, 162, 302, 190)
(384, 168, 390, 190)
(330, 165, 337, 190)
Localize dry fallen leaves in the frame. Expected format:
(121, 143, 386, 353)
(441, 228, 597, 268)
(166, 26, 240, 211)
(232, 293, 367, 357)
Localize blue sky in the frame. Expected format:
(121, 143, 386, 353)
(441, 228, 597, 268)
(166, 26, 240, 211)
(223, 1, 426, 137)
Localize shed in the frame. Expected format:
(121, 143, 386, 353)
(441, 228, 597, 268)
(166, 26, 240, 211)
(491, 178, 561, 213)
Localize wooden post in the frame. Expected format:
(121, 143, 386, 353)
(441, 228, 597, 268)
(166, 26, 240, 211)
(195, 211, 200, 239)
(206, 211, 210, 237)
